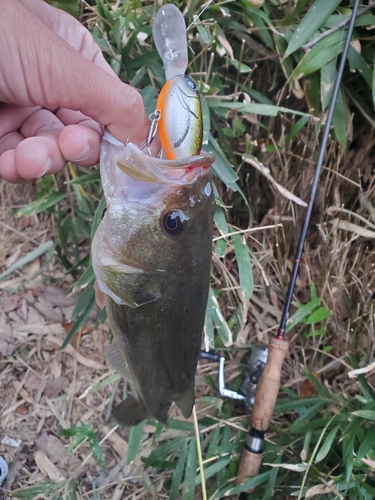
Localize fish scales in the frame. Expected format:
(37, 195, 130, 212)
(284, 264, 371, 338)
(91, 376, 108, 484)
(92, 135, 215, 425)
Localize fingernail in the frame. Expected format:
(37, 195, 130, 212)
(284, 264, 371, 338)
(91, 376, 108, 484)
(72, 145, 92, 162)
(38, 157, 53, 177)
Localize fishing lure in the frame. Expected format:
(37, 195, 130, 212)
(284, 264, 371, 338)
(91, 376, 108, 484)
(153, 4, 203, 159)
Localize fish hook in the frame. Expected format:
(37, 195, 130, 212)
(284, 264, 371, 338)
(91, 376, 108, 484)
(140, 109, 161, 155)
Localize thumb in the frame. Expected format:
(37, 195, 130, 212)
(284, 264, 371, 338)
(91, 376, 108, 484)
(1, 0, 149, 146)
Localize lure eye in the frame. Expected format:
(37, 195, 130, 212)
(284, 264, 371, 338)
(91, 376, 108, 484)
(185, 76, 197, 91)
(162, 210, 186, 236)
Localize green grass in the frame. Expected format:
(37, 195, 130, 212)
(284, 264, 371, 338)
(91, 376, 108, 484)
(8, 0, 375, 498)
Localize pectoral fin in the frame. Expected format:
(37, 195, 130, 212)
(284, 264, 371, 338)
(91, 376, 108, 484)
(107, 340, 129, 379)
(114, 396, 150, 427)
(174, 378, 195, 419)
(98, 261, 162, 308)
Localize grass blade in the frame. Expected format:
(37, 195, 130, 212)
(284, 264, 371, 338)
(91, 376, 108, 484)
(127, 421, 145, 463)
(285, 0, 341, 57)
(232, 232, 253, 305)
(0, 240, 54, 281)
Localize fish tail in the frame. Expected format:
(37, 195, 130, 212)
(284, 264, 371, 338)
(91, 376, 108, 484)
(174, 378, 195, 419)
(113, 396, 150, 427)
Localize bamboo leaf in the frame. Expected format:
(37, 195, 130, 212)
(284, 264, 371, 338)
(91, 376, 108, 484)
(347, 46, 372, 88)
(294, 30, 346, 78)
(285, 0, 341, 57)
(352, 410, 375, 421)
(88, 431, 106, 469)
(321, 58, 337, 110)
(306, 306, 331, 324)
(13, 191, 66, 217)
(169, 446, 189, 500)
(315, 425, 340, 463)
(232, 233, 253, 305)
(127, 421, 145, 463)
(0, 240, 54, 281)
(286, 297, 321, 332)
(207, 289, 232, 346)
(195, 458, 230, 485)
(181, 439, 197, 500)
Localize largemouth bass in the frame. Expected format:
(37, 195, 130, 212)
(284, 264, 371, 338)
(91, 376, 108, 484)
(92, 132, 215, 425)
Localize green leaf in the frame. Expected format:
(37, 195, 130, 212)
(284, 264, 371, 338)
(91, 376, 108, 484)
(304, 71, 321, 115)
(229, 59, 251, 74)
(315, 424, 340, 463)
(68, 171, 100, 185)
(285, 0, 341, 57)
(169, 445, 189, 500)
(358, 426, 375, 460)
(13, 191, 66, 217)
(286, 297, 321, 332)
(343, 436, 354, 484)
(321, 58, 337, 110)
(352, 410, 375, 421)
(91, 196, 106, 240)
(0, 241, 54, 281)
(201, 95, 211, 146)
(214, 205, 229, 258)
(305, 327, 327, 338)
(294, 30, 346, 78)
(197, 24, 211, 45)
(347, 46, 372, 88)
(181, 439, 197, 500)
(232, 232, 253, 305)
(62, 283, 96, 348)
(207, 289, 232, 346)
(213, 470, 270, 498)
(306, 306, 331, 324)
(64, 479, 78, 500)
(207, 135, 239, 185)
(213, 100, 312, 119)
(72, 265, 95, 291)
(127, 421, 145, 463)
(332, 87, 349, 148)
(146, 438, 188, 467)
(195, 458, 230, 485)
(246, 8, 274, 50)
(11, 481, 65, 499)
(88, 431, 106, 469)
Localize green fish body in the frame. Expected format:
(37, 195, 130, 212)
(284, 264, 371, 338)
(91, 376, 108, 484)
(92, 133, 215, 425)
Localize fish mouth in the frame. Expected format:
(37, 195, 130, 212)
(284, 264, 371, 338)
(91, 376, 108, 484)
(102, 130, 215, 185)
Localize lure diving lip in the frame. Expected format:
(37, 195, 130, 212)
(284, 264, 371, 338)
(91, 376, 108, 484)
(153, 4, 188, 81)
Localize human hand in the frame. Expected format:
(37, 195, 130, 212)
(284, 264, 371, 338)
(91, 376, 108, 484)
(0, 0, 153, 183)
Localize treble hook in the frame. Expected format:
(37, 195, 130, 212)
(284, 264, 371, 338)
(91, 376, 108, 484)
(140, 109, 161, 155)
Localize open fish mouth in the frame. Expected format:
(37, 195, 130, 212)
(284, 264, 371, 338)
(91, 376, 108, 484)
(102, 129, 215, 185)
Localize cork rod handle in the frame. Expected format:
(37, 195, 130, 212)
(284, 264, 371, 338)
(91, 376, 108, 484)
(237, 336, 289, 486)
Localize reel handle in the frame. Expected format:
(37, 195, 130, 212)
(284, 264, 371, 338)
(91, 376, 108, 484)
(237, 335, 289, 487)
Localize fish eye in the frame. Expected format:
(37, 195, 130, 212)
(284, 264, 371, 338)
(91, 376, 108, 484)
(161, 210, 186, 236)
(185, 76, 197, 91)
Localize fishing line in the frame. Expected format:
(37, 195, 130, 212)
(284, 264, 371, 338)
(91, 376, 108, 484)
(237, 0, 361, 496)
(186, 0, 214, 32)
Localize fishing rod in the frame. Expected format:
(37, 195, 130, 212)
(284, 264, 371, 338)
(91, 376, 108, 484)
(235, 0, 361, 494)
